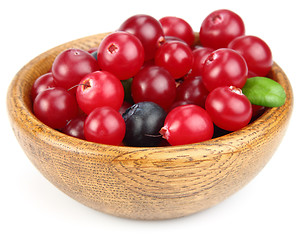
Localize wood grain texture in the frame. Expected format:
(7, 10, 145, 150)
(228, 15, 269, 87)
(6, 32, 293, 220)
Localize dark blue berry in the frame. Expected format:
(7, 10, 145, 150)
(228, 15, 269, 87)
(122, 101, 166, 147)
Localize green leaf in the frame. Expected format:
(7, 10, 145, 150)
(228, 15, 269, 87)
(121, 77, 134, 104)
(242, 77, 286, 107)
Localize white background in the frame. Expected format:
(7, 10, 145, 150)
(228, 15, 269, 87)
(1, 0, 299, 239)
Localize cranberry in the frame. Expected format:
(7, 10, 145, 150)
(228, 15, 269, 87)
(84, 107, 125, 145)
(119, 101, 132, 115)
(87, 47, 98, 53)
(159, 16, 195, 46)
(202, 48, 248, 92)
(76, 71, 124, 114)
(119, 14, 165, 61)
(160, 104, 214, 146)
(52, 48, 99, 90)
(62, 115, 86, 140)
(164, 36, 187, 44)
(168, 100, 194, 112)
(33, 87, 78, 129)
(251, 104, 265, 120)
(31, 72, 56, 100)
(190, 47, 214, 77)
(97, 31, 144, 80)
(155, 41, 193, 79)
(228, 35, 273, 76)
(200, 9, 245, 49)
(205, 86, 252, 131)
(131, 65, 176, 111)
(175, 75, 209, 108)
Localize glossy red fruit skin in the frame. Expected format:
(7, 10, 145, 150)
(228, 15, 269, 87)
(200, 9, 245, 49)
(168, 100, 193, 112)
(159, 16, 195, 46)
(228, 35, 273, 76)
(131, 66, 176, 111)
(176, 75, 209, 108)
(52, 48, 99, 90)
(164, 36, 187, 44)
(205, 86, 252, 131)
(62, 115, 86, 140)
(33, 87, 78, 129)
(76, 71, 124, 115)
(87, 47, 98, 53)
(160, 104, 214, 146)
(119, 101, 132, 115)
(31, 72, 56, 101)
(251, 104, 265, 120)
(202, 48, 248, 92)
(97, 31, 145, 80)
(119, 14, 165, 61)
(155, 41, 193, 79)
(84, 107, 125, 145)
(190, 47, 214, 76)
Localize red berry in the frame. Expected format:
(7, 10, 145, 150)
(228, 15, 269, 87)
(87, 47, 98, 53)
(97, 31, 144, 80)
(202, 48, 248, 91)
(159, 16, 195, 46)
(190, 47, 214, 77)
(200, 9, 245, 49)
(52, 48, 99, 90)
(31, 72, 56, 100)
(131, 66, 176, 111)
(205, 86, 252, 131)
(168, 100, 193, 112)
(33, 87, 78, 129)
(176, 75, 209, 108)
(119, 14, 165, 61)
(251, 104, 265, 120)
(228, 35, 273, 76)
(62, 115, 86, 140)
(155, 41, 193, 79)
(160, 104, 214, 146)
(84, 107, 125, 145)
(119, 101, 132, 115)
(76, 71, 124, 114)
(164, 36, 187, 44)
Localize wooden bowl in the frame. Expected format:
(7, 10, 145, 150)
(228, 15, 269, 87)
(7, 33, 293, 220)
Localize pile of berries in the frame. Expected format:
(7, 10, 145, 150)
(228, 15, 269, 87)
(31, 9, 280, 147)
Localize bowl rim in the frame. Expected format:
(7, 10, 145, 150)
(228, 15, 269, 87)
(6, 32, 294, 158)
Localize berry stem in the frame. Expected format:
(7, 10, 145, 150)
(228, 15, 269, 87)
(67, 83, 91, 92)
(144, 133, 162, 138)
